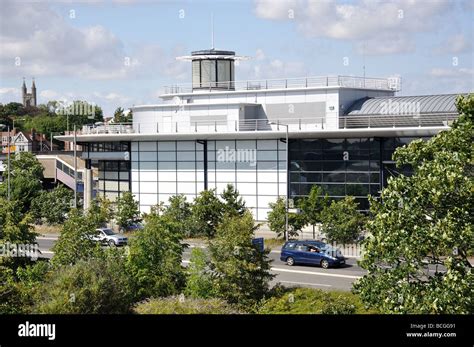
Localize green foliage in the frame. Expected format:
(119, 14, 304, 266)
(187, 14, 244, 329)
(163, 195, 193, 237)
(184, 248, 217, 299)
(191, 189, 224, 238)
(31, 185, 73, 225)
(0, 152, 44, 212)
(112, 107, 133, 123)
(0, 266, 27, 314)
(0, 197, 37, 244)
(258, 288, 373, 314)
(209, 211, 274, 309)
(115, 192, 140, 230)
(133, 296, 241, 314)
(299, 185, 330, 234)
(126, 209, 186, 301)
(51, 209, 103, 267)
(321, 196, 365, 244)
(35, 253, 133, 314)
(353, 94, 474, 314)
(220, 184, 247, 216)
(8, 152, 44, 180)
(87, 196, 114, 228)
(267, 197, 306, 239)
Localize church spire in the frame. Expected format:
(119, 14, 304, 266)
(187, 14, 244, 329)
(22, 77, 26, 91)
(31, 77, 36, 90)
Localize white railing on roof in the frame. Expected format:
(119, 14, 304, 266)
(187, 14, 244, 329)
(163, 75, 401, 94)
(80, 113, 456, 136)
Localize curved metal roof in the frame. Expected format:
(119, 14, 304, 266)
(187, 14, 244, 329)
(345, 94, 462, 116)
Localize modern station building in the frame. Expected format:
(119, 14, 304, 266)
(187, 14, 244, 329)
(57, 48, 463, 220)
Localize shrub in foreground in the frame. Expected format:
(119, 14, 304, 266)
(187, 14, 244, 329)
(133, 296, 241, 314)
(258, 287, 374, 314)
(35, 253, 133, 314)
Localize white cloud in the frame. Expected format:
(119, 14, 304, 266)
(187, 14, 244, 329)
(254, 0, 452, 55)
(0, 0, 187, 81)
(255, 48, 266, 61)
(434, 34, 472, 55)
(429, 67, 474, 78)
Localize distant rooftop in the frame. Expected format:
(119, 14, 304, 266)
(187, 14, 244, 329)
(345, 94, 462, 116)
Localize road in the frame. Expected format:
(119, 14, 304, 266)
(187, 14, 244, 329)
(36, 235, 365, 291)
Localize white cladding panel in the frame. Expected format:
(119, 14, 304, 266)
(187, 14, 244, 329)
(132, 139, 286, 220)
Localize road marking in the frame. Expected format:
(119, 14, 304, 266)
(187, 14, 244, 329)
(39, 250, 54, 254)
(272, 267, 362, 279)
(37, 237, 58, 240)
(182, 260, 190, 264)
(278, 280, 332, 287)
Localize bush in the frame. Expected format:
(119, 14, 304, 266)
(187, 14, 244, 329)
(209, 211, 274, 309)
(35, 253, 133, 314)
(126, 208, 186, 301)
(133, 296, 241, 314)
(258, 288, 374, 314)
(184, 248, 217, 299)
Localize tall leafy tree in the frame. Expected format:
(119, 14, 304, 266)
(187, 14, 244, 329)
(220, 183, 247, 216)
(115, 192, 140, 231)
(299, 185, 330, 238)
(51, 209, 104, 267)
(126, 207, 186, 300)
(0, 152, 44, 212)
(320, 196, 365, 245)
(267, 197, 306, 239)
(353, 95, 474, 314)
(163, 195, 193, 237)
(191, 189, 224, 238)
(208, 211, 274, 310)
(31, 185, 73, 225)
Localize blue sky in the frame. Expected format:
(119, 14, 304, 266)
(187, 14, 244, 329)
(0, 0, 472, 116)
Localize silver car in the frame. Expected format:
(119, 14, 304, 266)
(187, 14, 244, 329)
(93, 228, 128, 247)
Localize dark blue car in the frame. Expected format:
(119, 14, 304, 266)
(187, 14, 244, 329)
(280, 240, 345, 269)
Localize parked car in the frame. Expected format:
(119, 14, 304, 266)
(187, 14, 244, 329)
(280, 240, 345, 268)
(93, 228, 128, 247)
(119, 222, 144, 233)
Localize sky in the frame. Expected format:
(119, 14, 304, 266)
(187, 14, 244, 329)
(0, 0, 473, 116)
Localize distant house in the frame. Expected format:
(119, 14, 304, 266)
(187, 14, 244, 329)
(1, 129, 50, 154)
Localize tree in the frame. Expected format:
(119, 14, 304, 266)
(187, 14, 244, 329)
(267, 197, 306, 239)
(208, 211, 274, 309)
(31, 185, 73, 225)
(0, 152, 44, 212)
(35, 253, 133, 314)
(51, 209, 103, 267)
(0, 198, 37, 244)
(353, 95, 474, 314)
(115, 192, 140, 231)
(299, 185, 330, 238)
(320, 196, 365, 245)
(220, 183, 247, 216)
(184, 248, 217, 299)
(7, 152, 44, 180)
(191, 189, 224, 238)
(113, 107, 133, 123)
(126, 207, 186, 300)
(163, 195, 193, 237)
(87, 196, 114, 228)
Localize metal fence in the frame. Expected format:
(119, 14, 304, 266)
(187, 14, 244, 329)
(164, 75, 401, 94)
(80, 113, 455, 136)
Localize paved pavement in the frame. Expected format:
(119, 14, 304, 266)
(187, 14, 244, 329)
(36, 235, 365, 291)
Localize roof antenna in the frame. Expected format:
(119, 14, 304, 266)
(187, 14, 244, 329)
(211, 13, 214, 50)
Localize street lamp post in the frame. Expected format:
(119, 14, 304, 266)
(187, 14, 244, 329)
(269, 121, 289, 241)
(73, 125, 77, 208)
(7, 125, 11, 201)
